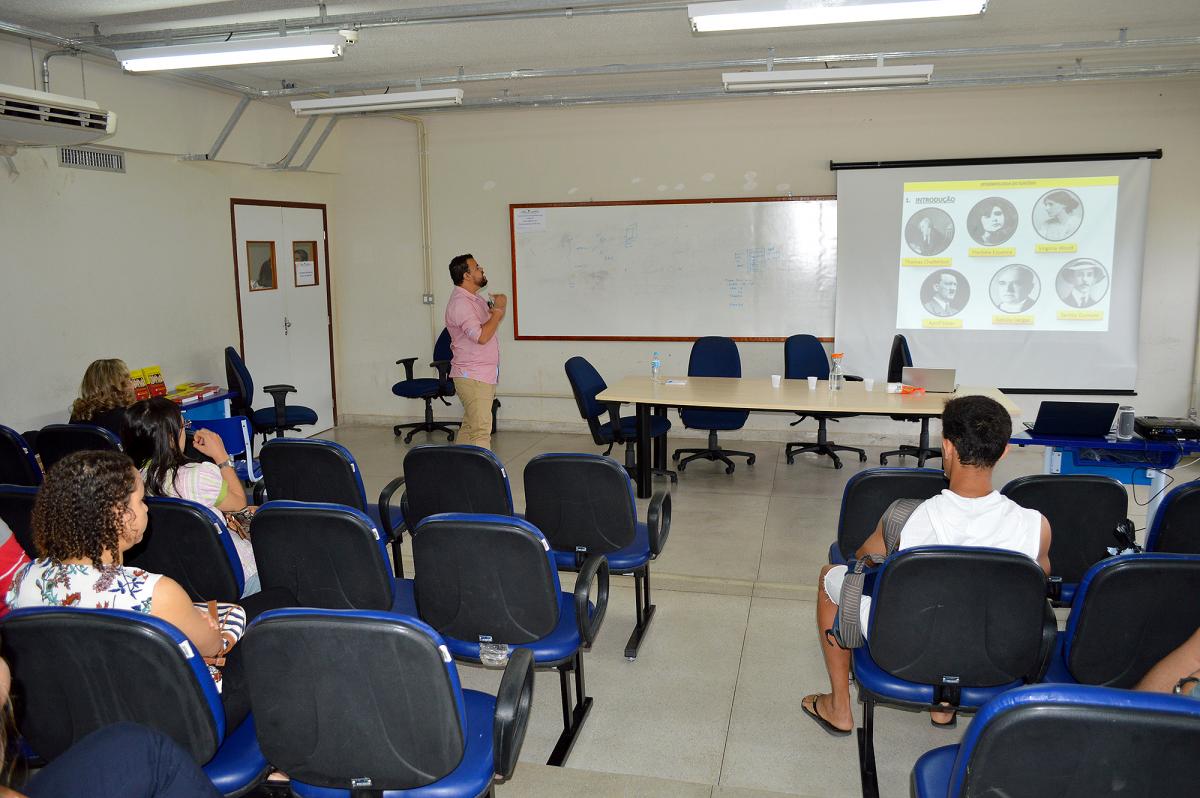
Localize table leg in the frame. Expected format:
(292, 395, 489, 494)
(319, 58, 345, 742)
(653, 405, 667, 471)
(636, 402, 652, 498)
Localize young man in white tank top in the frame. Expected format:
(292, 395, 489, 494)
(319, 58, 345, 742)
(803, 395, 1052, 736)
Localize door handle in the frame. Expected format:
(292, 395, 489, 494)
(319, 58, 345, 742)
(283, 316, 293, 336)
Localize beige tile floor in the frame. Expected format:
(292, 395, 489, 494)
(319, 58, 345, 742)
(311, 423, 1193, 797)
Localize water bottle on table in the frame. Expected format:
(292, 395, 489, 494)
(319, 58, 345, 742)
(651, 351, 662, 383)
(829, 353, 845, 391)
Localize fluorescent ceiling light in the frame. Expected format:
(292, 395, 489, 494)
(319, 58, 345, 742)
(115, 31, 353, 72)
(723, 64, 934, 91)
(290, 89, 465, 115)
(690, 0, 987, 33)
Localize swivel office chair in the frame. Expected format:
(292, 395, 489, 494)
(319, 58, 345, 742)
(392, 328, 462, 443)
(879, 334, 942, 467)
(782, 334, 866, 470)
(672, 336, 755, 474)
(224, 346, 318, 443)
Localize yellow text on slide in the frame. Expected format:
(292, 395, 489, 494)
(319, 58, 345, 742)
(904, 176, 1119, 191)
(923, 318, 963, 328)
(992, 314, 1035, 325)
(1036, 243, 1078, 254)
(1057, 310, 1104, 321)
(969, 247, 1016, 257)
(902, 258, 952, 267)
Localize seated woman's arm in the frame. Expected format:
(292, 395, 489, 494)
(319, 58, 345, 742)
(150, 576, 222, 658)
(191, 430, 247, 511)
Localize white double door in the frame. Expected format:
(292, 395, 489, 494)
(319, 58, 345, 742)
(231, 200, 335, 433)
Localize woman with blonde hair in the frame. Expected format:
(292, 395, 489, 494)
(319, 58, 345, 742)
(68, 358, 135, 436)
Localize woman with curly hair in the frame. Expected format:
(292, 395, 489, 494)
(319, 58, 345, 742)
(68, 358, 135, 436)
(121, 397, 258, 595)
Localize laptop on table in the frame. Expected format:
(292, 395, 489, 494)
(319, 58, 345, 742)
(902, 367, 957, 393)
(1024, 401, 1119, 438)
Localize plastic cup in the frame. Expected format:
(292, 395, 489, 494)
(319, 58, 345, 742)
(771, 374, 782, 388)
(864, 378, 875, 392)
(807, 376, 818, 390)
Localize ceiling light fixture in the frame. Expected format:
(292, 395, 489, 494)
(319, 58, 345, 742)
(115, 31, 355, 72)
(690, 0, 987, 33)
(722, 64, 934, 91)
(290, 89, 466, 115)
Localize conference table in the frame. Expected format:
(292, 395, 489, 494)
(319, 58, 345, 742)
(596, 376, 1017, 497)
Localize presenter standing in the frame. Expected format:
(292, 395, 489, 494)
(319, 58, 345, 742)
(444, 254, 506, 449)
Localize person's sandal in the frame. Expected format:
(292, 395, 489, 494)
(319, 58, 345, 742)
(930, 708, 958, 729)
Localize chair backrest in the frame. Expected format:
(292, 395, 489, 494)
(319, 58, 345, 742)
(0, 484, 38, 558)
(259, 438, 367, 512)
(413, 513, 562, 645)
(224, 346, 255, 417)
(402, 444, 513, 530)
(35, 423, 122, 473)
(251, 502, 394, 610)
(886, 334, 913, 383)
(1062, 553, 1200, 687)
(783, 334, 830, 380)
(868, 547, 1048, 687)
(0, 425, 42, 487)
(834, 468, 948, 560)
(523, 453, 638, 554)
(945, 684, 1200, 797)
(125, 497, 244, 602)
(433, 327, 453, 363)
(1001, 474, 1128, 584)
(243, 608, 467, 791)
(190, 416, 258, 481)
(564, 356, 609, 442)
(1, 606, 224, 763)
(682, 336, 748, 429)
(1146, 482, 1200, 553)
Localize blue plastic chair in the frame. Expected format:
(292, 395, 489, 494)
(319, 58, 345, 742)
(827, 467, 948, 564)
(912, 684, 1200, 797)
(242, 608, 534, 797)
(126, 496, 247, 601)
(400, 443, 514, 532)
(34, 423, 121, 473)
(224, 346, 318, 441)
(0, 483, 38, 558)
(392, 327, 462, 443)
(673, 336, 755, 474)
(1041, 553, 1200, 687)
(523, 453, 671, 659)
(402, 512, 608, 767)
(1146, 481, 1200, 553)
(783, 334, 866, 469)
(1, 606, 268, 796)
(0, 424, 41, 486)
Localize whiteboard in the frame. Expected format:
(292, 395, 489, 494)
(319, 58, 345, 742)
(510, 198, 837, 340)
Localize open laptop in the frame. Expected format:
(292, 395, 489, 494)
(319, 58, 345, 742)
(902, 366, 957, 393)
(1024, 401, 1119, 438)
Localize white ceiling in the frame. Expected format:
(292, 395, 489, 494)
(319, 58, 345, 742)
(4, 1, 1200, 106)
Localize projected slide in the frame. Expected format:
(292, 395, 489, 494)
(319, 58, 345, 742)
(896, 177, 1118, 331)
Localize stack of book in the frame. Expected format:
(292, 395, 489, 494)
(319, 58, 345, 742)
(166, 382, 222, 405)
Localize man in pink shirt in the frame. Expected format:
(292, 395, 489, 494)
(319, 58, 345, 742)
(444, 254, 506, 449)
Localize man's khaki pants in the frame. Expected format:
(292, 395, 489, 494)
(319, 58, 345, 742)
(453, 377, 495, 449)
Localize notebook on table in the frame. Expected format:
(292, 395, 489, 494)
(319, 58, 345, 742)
(1023, 401, 1119, 438)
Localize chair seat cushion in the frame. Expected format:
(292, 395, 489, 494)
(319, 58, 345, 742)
(392, 578, 419, 616)
(1058, 582, 1077, 605)
(910, 744, 958, 798)
(202, 713, 270, 795)
(550, 522, 652, 573)
(852, 645, 1022, 709)
(391, 379, 445, 400)
(251, 406, 319, 429)
(443, 590, 586, 666)
(290, 689, 496, 798)
(597, 415, 671, 444)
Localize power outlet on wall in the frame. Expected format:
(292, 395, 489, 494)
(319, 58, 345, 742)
(422, 293, 435, 305)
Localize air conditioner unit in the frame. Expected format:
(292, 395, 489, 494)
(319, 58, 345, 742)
(0, 83, 117, 147)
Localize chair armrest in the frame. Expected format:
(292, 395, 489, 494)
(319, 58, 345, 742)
(493, 647, 534, 779)
(603, 401, 627, 444)
(400, 492, 410, 528)
(647, 490, 672, 558)
(252, 481, 268, 505)
(377, 475, 406, 541)
(1029, 599, 1059, 683)
(431, 359, 453, 388)
(573, 554, 610, 647)
(395, 357, 418, 381)
(261, 384, 297, 395)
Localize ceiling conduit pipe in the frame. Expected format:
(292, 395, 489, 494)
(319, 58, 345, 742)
(41, 49, 79, 92)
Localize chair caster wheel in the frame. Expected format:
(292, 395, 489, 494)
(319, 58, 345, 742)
(747, 455, 756, 465)
(786, 455, 794, 465)
(879, 455, 888, 465)
(725, 465, 735, 474)
(833, 460, 844, 469)
(672, 453, 681, 462)
(858, 453, 867, 463)
(446, 432, 456, 442)
(678, 463, 687, 472)
(393, 426, 403, 436)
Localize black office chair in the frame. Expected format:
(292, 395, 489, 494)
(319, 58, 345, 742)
(125, 496, 246, 603)
(673, 336, 756, 474)
(852, 547, 1055, 798)
(1041, 553, 1200, 687)
(911, 684, 1200, 798)
(400, 443, 514, 532)
(783, 334, 866, 470)
(564, 356, 676, 484)
(0, 425, 42, 487)
(524, 453, 671, 659)
(1001, 473, 1129, 605)
(0, 484, 37, 558)
(34, 423, 122, 473)
(410, 513, 608, 767)
(1146, 481, 1200, 553)
(243, 609, 534, 798)
(392, 327, 462, 444)
(827, 467, 948, 564)
(258, 437, 406, 577)
(224, 346, 318, 442)
(1, 606, 269, 796)
(879, 334, 942, 467)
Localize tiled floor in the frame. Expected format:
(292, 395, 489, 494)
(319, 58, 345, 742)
(306, 423, 1189, 797)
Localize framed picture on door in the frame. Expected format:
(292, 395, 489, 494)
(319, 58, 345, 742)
(247, 241, 277, 291)
(292, 240, 319, 287)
